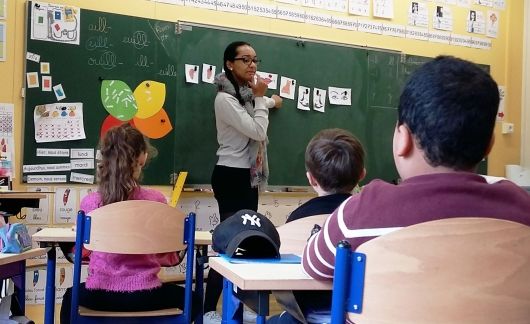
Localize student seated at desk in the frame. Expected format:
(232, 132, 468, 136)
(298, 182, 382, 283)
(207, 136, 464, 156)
(60, 124, 199, 323)
(287, 128, 365, 223)
(269, 128, 366, 324)
(302, 56, 530, 283)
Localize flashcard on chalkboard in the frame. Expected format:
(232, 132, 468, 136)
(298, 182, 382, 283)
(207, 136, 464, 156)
(297, 86, 310, 111)
(202, 64, 216, 84)
(313, 88, 326, 112)
(34, 102, 86, 143)
(185, 64, 199, 84)
(279, 76, 296, 100)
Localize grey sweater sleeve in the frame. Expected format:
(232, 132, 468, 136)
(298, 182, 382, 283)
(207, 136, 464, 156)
(215, 92, 274, 141)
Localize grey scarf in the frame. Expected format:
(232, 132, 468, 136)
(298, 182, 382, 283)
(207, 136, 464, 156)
(214, 73, 269, 191)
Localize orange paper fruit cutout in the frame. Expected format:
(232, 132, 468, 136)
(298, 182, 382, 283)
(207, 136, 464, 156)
(132, 108, 173, 139)
(133, 81, 166, 119)
(100, 114, 126, 138)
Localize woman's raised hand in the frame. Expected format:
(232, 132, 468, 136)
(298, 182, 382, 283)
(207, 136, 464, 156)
(249, 75, 268, 97)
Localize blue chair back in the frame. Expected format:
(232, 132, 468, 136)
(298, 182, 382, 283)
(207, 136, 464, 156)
(70, 200, 196, 324)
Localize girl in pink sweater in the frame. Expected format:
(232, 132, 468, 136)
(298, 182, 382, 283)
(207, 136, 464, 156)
(60, 124, 198, 323)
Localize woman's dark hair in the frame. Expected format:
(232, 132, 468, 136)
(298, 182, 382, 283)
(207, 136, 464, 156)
(224, 41, 251, 105)
(97, 124, 155, 205)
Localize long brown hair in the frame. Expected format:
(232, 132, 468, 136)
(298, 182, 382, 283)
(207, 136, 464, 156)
(97, 124, 152, 206)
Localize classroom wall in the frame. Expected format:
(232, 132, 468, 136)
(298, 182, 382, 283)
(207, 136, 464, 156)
(522, 1, 530, 169)
(0, 0, 526, 188)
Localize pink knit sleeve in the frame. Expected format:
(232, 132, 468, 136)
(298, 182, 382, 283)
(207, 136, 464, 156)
(156, 252, 180, 267)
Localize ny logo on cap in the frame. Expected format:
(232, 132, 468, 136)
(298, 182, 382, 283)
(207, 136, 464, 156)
(241, 214, 261, 227)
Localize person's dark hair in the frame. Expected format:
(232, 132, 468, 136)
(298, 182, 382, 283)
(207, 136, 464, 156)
(97, 124, 155, 205)
(305, 128, 365, 193)
(398, 55, 499, 171)
(223, 41, 251, 106)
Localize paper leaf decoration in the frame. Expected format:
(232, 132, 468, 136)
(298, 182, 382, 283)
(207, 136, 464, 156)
(100, 80, 138, 121)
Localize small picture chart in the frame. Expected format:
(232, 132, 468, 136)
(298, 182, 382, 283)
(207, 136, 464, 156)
(34, 102, 86, 143)
(0, 105, 14, 135)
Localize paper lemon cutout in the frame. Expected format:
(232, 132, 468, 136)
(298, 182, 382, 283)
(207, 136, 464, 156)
(133, 81, 166, 119)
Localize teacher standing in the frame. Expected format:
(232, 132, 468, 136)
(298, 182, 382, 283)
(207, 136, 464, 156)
(203, 41, 282, 322)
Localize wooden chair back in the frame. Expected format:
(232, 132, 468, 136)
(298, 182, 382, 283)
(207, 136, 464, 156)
(83, 200, 187, 254)
(332, 217, 530, 324)
(277, 214, 328, 255)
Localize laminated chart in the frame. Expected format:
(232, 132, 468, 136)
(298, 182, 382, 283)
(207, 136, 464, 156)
(34, 102, 86, 143)
(30, 1, 80, 45)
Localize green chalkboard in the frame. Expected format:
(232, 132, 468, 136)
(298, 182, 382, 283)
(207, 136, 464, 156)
(23, 2, 178, 185)
(26, 4, 482, 187)
(173, 23, 379, 186)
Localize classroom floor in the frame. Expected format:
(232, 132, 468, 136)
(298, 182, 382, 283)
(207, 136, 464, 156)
(24, 295, 284, 323)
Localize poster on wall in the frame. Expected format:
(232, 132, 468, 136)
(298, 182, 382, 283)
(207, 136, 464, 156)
(0, 0, 6, 19)
(0, 103, 14, 177)
(0, 22, 5, 61)
(408, 1, 429, 28)
(30, 1, 81, 45)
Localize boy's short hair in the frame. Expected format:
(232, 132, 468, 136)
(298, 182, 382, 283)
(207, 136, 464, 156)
(398, 56, 499, 171)
(305, 128, 365, 193)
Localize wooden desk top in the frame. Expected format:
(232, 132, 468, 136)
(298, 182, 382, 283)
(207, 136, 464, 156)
(0, 192, 47, 199)
(0, 248, 49, 265)
(195, 230, 212, 245)
(209, 256, 331, 291)
(32, 227, 75, 243)
(32, 227, 212, 246)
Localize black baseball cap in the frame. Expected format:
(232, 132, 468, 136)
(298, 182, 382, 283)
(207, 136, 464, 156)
(212, 209, 281, 258)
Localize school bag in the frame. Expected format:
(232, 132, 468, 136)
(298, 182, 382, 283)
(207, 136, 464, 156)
(0, 223, 32, 253)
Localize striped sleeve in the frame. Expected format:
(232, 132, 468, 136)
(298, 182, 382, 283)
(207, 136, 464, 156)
(301, 195, 403, 280)
(302, 197, 351, 280)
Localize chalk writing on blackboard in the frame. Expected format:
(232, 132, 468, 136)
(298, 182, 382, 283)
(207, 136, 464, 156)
(87, 51, 119, 70)
(136, 54, 153, 68)
(149, 21, 178, 62)
(158, 64, 177, 77)
(85, 35, 110, 51)
(88, 17, 112, 34)
(122, 31, 150, 49)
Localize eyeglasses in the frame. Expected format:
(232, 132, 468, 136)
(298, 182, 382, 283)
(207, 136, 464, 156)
(233, 57, 261, 66)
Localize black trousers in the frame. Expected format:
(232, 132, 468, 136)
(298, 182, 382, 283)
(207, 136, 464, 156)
(60, 282, 200, 323)
(204, 165, 258, 312)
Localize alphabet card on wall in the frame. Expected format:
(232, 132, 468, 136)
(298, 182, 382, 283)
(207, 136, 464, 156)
(24, 186, 51, 224)
(54, 187, 77, 223)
